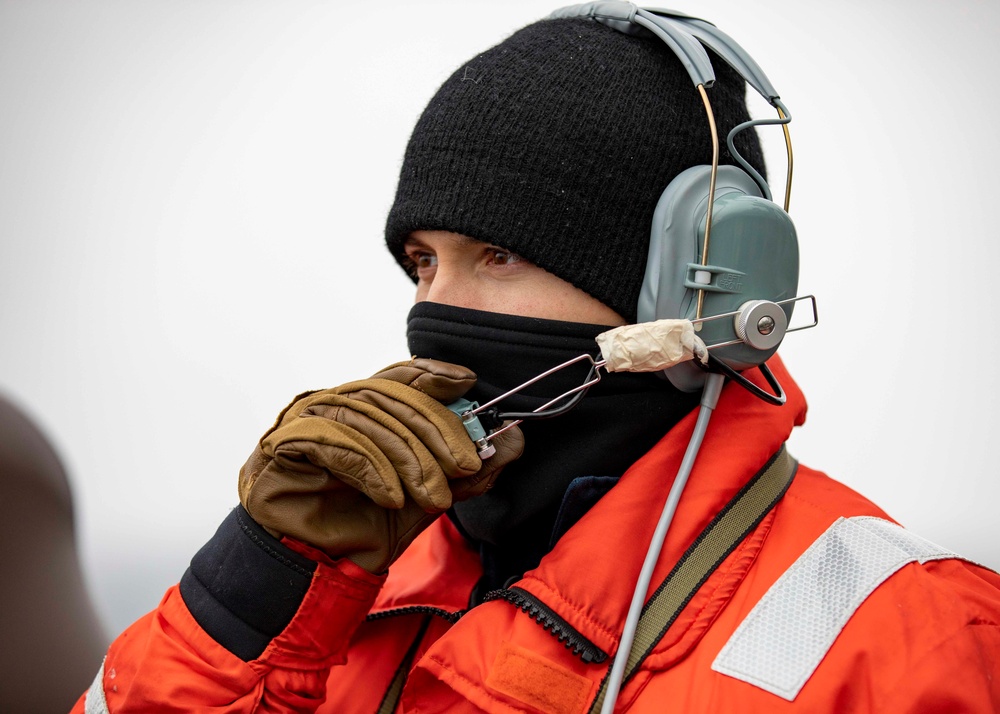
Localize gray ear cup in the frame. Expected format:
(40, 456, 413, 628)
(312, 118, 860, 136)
(638, 164, 798, 391)
(552, 3, 801, 397)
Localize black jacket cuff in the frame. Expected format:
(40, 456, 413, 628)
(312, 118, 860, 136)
(179, 505, 317, 661)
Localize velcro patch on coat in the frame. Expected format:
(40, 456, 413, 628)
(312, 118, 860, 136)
(486, 641, 594, 714)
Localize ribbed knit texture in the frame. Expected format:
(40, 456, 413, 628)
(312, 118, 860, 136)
(385, 17, 765, 323)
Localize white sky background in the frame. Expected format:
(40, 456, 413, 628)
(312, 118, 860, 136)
(2, 0, 998, 637)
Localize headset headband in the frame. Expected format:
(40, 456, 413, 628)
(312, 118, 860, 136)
(548, 2, 780, 104)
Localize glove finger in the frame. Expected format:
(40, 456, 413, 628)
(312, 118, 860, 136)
(268, 490, 441, 575)
(261, 388, 329, 435)
(488, 424, 526, 469)
(276, 388, 477, 510)
(244, 451, 446, 573)
(238, 445, 270, 508)
(371, 358, 476, 403)
(304, 395, 460, 511)
(347, 500, 437, 574)
(328, 401, 455, 511)
(261, 416, 406, 509)
(309, 383, 482, 477)
(267, 358, 474, 435)
(247, 476, 390, 556)
(450, 425, 525, 501)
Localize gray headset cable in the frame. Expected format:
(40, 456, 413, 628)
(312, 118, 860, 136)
(600, 372, 726, 714)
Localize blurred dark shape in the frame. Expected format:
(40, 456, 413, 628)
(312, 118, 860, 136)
(0, 395, 108, 713)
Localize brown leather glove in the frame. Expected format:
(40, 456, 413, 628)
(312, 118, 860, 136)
(238, 358, 524, 573)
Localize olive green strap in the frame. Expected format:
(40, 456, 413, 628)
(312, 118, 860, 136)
(377, 614, 432, 714)
(590, 445, 797, 712)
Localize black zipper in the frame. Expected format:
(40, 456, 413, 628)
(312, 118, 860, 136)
(365, 591, 607, 664)
(366, 605, 465, 624)
(483, 586, 608, 664)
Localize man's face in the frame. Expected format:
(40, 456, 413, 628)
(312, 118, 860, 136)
(403, 230, 627, 326)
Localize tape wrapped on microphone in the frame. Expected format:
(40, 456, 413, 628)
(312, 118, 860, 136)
(596, 319, 708, 373)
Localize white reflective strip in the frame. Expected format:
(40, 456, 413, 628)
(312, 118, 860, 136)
(85, 660, 111, 714)
(712, 516, 957, 701)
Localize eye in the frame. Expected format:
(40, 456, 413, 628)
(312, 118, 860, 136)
(414, 253, 437, 269)
(487, 248, 521, 266)
(403, 248, 437, 278)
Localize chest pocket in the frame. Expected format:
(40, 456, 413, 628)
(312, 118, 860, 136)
(711, 516, 957, 700)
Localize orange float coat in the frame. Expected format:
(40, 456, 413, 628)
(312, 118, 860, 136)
(75, 360, 1000, 712)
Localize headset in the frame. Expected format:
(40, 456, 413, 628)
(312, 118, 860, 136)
(542, 4, 811, 711)
(551, 1, 808, 406)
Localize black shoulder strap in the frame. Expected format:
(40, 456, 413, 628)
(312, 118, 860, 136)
(590, 445, 797, 712)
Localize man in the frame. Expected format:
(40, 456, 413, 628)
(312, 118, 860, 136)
(76, 7, 1000, 713)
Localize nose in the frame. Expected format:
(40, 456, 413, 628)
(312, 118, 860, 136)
(419, 263, 484, 312)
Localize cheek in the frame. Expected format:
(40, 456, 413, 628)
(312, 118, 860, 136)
(471, 282, 540, 316)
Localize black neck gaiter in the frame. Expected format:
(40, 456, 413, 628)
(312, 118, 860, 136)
(406, 302, 700, 589)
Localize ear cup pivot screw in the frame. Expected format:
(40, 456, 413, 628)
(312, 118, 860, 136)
(735, 300, 787, 351)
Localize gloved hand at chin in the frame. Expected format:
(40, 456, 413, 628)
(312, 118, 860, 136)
(238, 358, 524, 574)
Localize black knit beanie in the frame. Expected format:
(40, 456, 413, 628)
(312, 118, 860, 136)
(385, 16, 765, 323)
